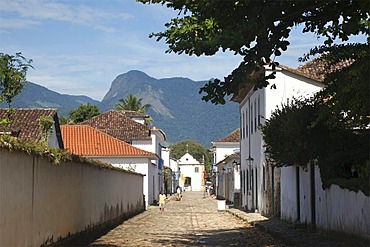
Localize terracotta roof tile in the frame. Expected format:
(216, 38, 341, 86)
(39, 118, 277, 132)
(277, 57, 353, 83)
(61, 125, 158, 158)
(214, 128, 240, 143)
(0, 108, 57, 143)
(81, 110, 151, 142)
(295, 58, 354, 82)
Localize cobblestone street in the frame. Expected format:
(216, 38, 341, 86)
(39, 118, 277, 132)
(89, 192, 285, 246)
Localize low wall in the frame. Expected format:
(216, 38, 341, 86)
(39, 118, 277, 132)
(315, 167, 370, 238)
(281, 165, 369, 239)
(0, 148, 144, 246)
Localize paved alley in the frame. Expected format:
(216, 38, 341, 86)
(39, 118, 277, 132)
(89, 192, 284, 246)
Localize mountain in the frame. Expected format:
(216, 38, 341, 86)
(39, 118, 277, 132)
(0, 82, 100, 117)
(2, 71, 239, 147)
(101, 70, 239, 147)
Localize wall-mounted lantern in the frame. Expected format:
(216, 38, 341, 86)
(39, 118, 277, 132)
(232, 160, 240, 171)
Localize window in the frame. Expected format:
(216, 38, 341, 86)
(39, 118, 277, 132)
(251, 104, 253, 134)
(195, 167, 199, 173)
(254, 99, 257, 131)
(263, 165, 266, 191)
(246, 109, 248, 137)
(258, 96, 261, 125)
(242, 112, 245, 139)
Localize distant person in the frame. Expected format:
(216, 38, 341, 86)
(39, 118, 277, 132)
(176, 186, 182, 201)
(158, 191, 166, 213)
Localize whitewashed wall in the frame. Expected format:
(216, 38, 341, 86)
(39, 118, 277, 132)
(0, 148, 144, 247)
(216, 161, 240, 203)
(239, 67, 324, 213)
(179, 164, 205, 191)
(280, 164, 370, 239)
(315, 167, 370, 238)
(132, 132, 163, 199)
(280, 166, 299, 221)
(94, 156, 154, 207)
(213, 143, 239, 164)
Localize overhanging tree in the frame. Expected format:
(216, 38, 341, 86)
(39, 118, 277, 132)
(138, 0, 369, 104)
(0, 52, 33, 124)
(0, 52, 33, 108)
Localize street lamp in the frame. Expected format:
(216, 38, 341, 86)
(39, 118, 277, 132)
(246, 156, 254, 210)
(246, 156, 254, 169)
(232, 160, 240, 171)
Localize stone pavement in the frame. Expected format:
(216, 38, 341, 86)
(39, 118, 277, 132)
(88, 191, 284, 246)
(88, 192, 368, 246)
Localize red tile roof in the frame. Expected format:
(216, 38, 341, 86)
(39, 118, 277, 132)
(213, 129, 240, 143)
(0, 108, 62, 145)
(81, 110, 151, 142)
(294, 58, 354, 82)
(61, 124, 158, 158)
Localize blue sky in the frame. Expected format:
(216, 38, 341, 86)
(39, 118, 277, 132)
(1, 0, 329, 101)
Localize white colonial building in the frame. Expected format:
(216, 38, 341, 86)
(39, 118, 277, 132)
(215, 152, 240, 204)
(231, 64, 324, 215)
(178, 152, 205, 191)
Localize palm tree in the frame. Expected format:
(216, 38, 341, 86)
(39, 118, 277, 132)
(114, 94, 151, 113)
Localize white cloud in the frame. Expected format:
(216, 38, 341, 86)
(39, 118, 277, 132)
(0, 0, 133, 31)
(0, 18, 40, 29)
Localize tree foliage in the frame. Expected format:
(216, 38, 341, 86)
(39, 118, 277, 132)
(39, 115, 54, 143)
(68, 103, 100, 123)
(0, 52, 33, 108)
(114, 94, 151, 113)
(138, 0, 369, 104)
(261, 97, 369, 193)
(260, 98, 318, 167)
(303, 43, 369, 129)
(170, 140, 211, 173)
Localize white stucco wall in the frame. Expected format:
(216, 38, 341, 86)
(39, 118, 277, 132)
(213, 143, 239, 164)
(280, 166, 299, 221)
(179, 164, 205, 191)
(132, 130, 164, 198)
(315, 167, 370, 238)
(239, 68, 324, 213)
(0, 148, 144, 247)
(178, 153, 204, 191)
(94, 156, 155, 207)
(216, 160, 240, 202)
(281, 164, 370, 238)
(169, 158, 179, 172)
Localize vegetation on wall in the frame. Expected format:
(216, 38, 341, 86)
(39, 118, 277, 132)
(0, 135, 133, 174)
